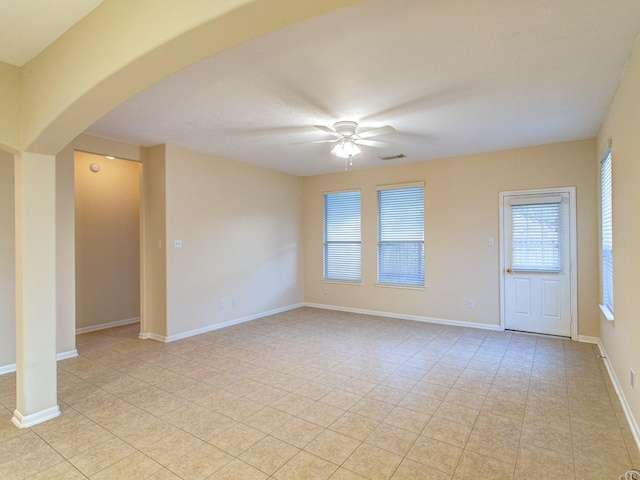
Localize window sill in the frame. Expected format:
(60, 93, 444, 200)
(376, 283, 426, 291)
(599, 304, 614, 321)
(323, 279, 362, 286)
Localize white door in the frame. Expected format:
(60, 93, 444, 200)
(502, 191, 573, 337)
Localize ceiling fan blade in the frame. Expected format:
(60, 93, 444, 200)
(355, 139, 393, 148)
(357, 125, 395, 139)
(291, 139, 338, 145)
(313, 125, 341, 137)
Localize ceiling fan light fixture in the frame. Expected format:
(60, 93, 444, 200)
(331, 139, 361, 159)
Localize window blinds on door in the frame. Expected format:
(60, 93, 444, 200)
(511, 201, 561, 272)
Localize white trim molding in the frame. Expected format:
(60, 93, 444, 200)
(57, 349, 79, 361)
(577, 335, 599, 344)
(75, 317, 140, 334)
(139, 304, 304, 343)
(599, 304, 614, 322)
(138, 332, 165, 342)
(304, 303, 502, 331)
(597, 339, 640, 452)
(12, 405, 60, 428)
(0, 363, 16, 376)
(0, 350, 78, 375)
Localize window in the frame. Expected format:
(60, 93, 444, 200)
(601, 150, 613, 318)
(323, 190, 361, 282)
(511, 202, 561, 272)
(377, 183, 424, 286)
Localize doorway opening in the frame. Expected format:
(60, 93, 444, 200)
(499, 187, 577, 339)
(74, 151, 141, 334)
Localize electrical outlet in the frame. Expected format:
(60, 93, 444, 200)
(323, 287, 328, 294)
(467, 300, 474, 308)
(220, 300, 224, 309)
(631, 369, 636, 389)
(232, 299, 237, 307)
(488, 237, 494, 246)
(174, 239, 182, 248)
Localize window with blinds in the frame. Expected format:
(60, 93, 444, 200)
(511, 202, 561, 272)
(323, 190, 361, 282)
(601, 150, 614, 316)
(377, 183, 424, 286)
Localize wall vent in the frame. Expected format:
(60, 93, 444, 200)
(379, 153, 406, 161)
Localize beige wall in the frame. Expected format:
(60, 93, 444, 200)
(0, 62, 20, 153)
(142, 145, 167, 337)
(597, 37, 640, 434)
(56, 143, 77, 356)
(0, 150, 16, 368)
(163, 145, 304, 338)
(74, 152, 140, 330)
(304, 139, 599, 336)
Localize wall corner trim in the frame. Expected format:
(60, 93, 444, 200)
(143, 333, 166, 342)
(12, 405, 60, 428)
(577, 335, 599, 344)
(597, 338, 640, 452)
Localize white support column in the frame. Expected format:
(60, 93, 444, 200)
(13, 152, 59, 428)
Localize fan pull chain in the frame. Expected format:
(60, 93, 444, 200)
(344, 154, 354, 171)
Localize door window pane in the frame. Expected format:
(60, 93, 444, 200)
(511, 202, 561, 272)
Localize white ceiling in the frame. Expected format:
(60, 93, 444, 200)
(7, 1, 640, 176)
(0, 0, 103, 66)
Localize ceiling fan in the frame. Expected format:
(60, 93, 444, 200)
(293, 121, 395, 167)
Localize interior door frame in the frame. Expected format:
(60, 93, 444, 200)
(499, 187, 578, 340)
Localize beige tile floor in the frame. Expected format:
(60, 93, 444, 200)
(1, 307, 639, 479)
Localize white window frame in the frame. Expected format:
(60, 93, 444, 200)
(600, 148, 614, 321)
(323, 189, 362, 283)
(376, 182, 425, 288)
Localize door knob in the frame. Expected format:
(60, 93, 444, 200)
(506, 268, 512, 274)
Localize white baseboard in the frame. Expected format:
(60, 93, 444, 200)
(138, 332, 165, 342)
(0, 363, 16, 375)
(0, 350, 78, 376)
(578, 335, 599, 344)
(12, 405, 60, 428)
(76, 317, 140, 334)
(597, 339, 640, 452)
(140, 303, 305, 343)
(57, 349, 79, 361)
(303, 303, 502, 331)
